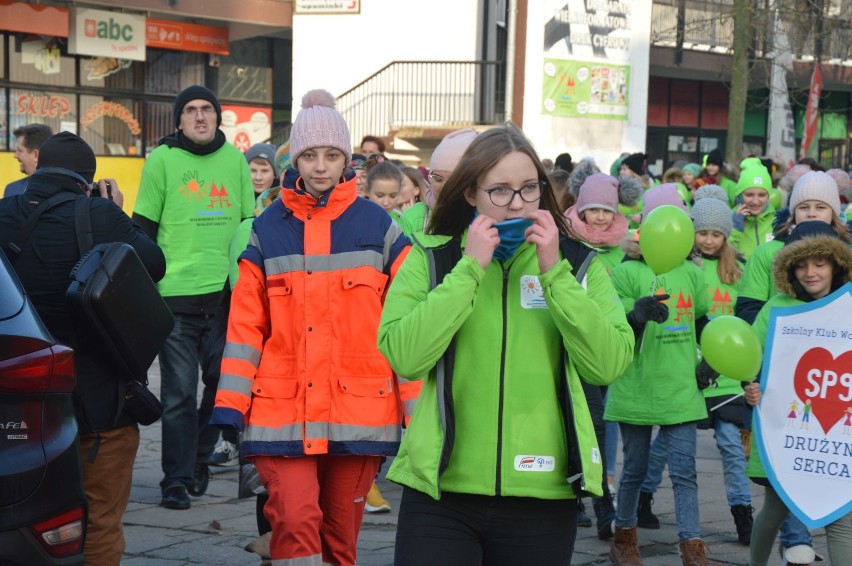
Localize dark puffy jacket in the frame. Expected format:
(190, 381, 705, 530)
(0, 171, 166, 433)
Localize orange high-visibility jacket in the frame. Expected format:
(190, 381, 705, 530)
(211, 177, 410, 456)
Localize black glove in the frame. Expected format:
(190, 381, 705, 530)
(696, 359, 720, 390)
(629, 294, 670, 325)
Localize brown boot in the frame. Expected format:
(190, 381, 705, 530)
(609, 526, 645, 566)
(678, 538, 723, 566)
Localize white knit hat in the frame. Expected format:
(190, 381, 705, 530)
(789, 171, 841, 217)
(289, 89, 352, 166)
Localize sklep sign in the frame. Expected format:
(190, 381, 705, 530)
(68, 8, 146, 62)
(756, 283, 852, 528)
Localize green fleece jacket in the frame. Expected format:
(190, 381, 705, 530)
(605, 258, 709, 424)
(378, 237, 634, 500)
(729, 206, 777, 260)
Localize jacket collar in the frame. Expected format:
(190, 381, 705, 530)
(280, 176, 358, 218)
(24, 170, 87, 200)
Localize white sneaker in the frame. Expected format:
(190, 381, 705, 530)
(207, 440, 239, 466)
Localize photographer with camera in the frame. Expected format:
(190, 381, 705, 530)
(0, 132, 165, 566)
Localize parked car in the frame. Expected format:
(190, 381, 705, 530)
(0, 247, 86, 565)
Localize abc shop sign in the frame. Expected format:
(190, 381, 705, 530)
(69, 8, 146, 62)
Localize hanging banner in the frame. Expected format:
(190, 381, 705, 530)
(534, 0, 650, 172)
(756, 283, 852, 528)
(799, 65, 822, 160)
(766, 14, 796, 170)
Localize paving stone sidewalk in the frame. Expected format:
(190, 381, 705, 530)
(121, 361, 829, 565)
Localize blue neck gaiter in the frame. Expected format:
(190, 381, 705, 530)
(492, 217, 533, 261)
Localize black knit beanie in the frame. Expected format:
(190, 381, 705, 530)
(706, 148, 723, 167)
(173, 85, 222, 128)
(784, 220, 838, 246)
(622, 152, 646, 176)
(36, 132, 97, 183)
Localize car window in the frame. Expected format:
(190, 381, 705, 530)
(0, 250, 25, 320)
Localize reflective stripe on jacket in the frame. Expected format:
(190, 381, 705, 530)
(211, 177, 410, 457)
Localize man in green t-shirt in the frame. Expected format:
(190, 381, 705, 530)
(132, 85, 254, 510)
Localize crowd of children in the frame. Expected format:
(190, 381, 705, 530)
(196, 87, 851, 566)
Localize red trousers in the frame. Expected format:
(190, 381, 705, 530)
(254, 454, 380, 566)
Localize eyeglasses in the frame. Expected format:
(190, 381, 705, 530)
(478, 180, 544, 207)
(182, 105, 217, 118)
(427, 172, 445, 185)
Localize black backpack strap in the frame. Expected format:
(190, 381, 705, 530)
(559, 237, 597, 283)
(74, 195, 94, 254)
(6, 192, 79, 263)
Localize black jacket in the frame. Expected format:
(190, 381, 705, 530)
(0, 171, 166, 433)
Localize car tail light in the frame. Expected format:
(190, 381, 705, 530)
(0, 345, 75, 394)
(30, 506, 86, 558)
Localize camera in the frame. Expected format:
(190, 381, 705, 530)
(88, 180, 113, 199)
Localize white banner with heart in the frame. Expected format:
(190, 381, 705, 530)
(756, 283, 852, 529)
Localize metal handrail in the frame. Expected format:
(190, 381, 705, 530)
(336, 60, 506, 146)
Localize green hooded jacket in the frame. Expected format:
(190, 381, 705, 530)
(729, 206, 777, 260)
(378, 237, 634, 500)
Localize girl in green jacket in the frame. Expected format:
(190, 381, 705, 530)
(729, 165, 777, 259)
(744, 222, 852, 566)
(378, 124, 634, 565)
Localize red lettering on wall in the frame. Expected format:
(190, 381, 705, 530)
(16, 93, 72, 119)
(80, 101, 141, 135)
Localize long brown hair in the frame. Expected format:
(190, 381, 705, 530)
(716, 240, 743, 285)
(428, 123, 571, 237)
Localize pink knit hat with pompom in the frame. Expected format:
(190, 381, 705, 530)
(289, 89, 352, 165)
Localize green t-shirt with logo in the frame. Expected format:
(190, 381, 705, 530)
(605, 258, 709, 425)
(134, 142, 254, 297)
(699, 256, 747, 398)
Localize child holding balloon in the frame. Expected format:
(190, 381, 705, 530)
(605, 185, 718, 566)
(636, 185, 756, 546)
(744, 220, 852, 566)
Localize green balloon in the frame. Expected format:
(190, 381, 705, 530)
(700, 316, 763, 381)
(769, 189, 782, 210)
(639, 205, 695, 275)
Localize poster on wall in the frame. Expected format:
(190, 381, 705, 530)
(220, 105, 272, 153)
(533, 0, 649, 164)
(542, 59, 629, 119)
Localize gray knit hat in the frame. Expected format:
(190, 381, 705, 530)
(693, 184, 729, 204)
(245, 143, 279, 178)
(289, 89, 352, 166)
(691, 196, 733, 238)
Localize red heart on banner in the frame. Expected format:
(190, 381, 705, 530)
(792, 348, 852, 435)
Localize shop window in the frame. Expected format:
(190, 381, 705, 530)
(79, 56, 143, 91)
(9, 88, 77, 147)
(80, 96, 142, 156)
(217, 38, 272, 104)
(145, 101, 174, 155)
(9, 35, 75, 87)
(145, 49, 204, 95)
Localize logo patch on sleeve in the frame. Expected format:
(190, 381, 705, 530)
(591, 448, 601, 464)
(520, 275, 547, 309)
(514, 455, 556, 472)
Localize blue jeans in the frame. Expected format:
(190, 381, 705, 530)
(616, 423, 701, 541)
(159, 312, 214, 491)
(604, 391, 619, 479)
(641, 421, 752, 507)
